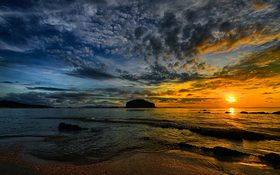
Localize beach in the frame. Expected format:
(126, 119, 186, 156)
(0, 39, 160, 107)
(1, 148, 279, 175)
(0, 108, 279, 175)
(0, 150, 223, 175)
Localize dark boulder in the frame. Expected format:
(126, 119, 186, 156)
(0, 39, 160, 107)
(213, 146, 247, 157)
(240, 111, 248, 114)
(225, 111, 230, 114)
(58, 122, 82, 131)
(126, 99, 155, 108)
(260, 153, 280, 169)
(178, 143, 197, 150)
(272, 111, 280, 114)
(250, 112, 269, 114)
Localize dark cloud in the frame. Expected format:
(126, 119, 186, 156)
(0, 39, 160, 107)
(26, 86, 72, 91)
(1, 91, 122, 107)
(149, 97, 219, 104)
(1, 92, 52, 106)
(134, 26, 148, 39)
(67, 67, 116, 80)
(139, 63, 198, 84)
(0, 81, 16, 84)
(118, 63, 202, 84)
(48, 92, 98, 100)
(146, 35, 163, 56)
(178, 89, 191, 93)
(1, 88, 145, 107)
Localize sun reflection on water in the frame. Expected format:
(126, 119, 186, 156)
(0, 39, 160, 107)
(229, 107, 235, 114)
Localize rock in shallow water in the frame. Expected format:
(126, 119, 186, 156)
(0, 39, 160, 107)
(261, 153, 280, 169)
(58, 122, 83, 131)
(212, 146, 247, 157)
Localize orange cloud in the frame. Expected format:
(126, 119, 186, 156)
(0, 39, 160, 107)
(148, 44, 280, 107)
(252, 2, 267, 10)
(197, 29, 280, 55)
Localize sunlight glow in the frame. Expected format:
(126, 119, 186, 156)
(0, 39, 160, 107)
(226, 96, 236, 103)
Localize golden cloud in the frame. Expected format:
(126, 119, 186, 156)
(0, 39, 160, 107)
(197, 29, 280, 55)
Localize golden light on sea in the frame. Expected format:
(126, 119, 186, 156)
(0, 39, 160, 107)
(229, 107, 235, 114)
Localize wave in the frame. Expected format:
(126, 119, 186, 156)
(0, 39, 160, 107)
(82, 118, 280, 141)
(176, 142, 280, 168)
(36, 117, 280, 141)
(0, 134, 52, 139)
(189, 127, 280, 141)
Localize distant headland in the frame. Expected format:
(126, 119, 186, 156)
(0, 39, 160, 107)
(126, 99, 155, 108)
(0, 100, 52, 108)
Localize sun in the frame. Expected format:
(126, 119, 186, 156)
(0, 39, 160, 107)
(226, 96, 236, 103)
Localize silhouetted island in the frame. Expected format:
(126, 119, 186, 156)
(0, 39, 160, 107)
(272, 111, 280, 114)
(0, 100, 52, 108)
(126, 99, 155, 108)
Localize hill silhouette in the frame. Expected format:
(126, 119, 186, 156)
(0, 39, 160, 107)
(126, 99, 155, 108)
(0, 100, 52, 108)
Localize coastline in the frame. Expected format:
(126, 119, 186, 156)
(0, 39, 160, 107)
(0, 151, 224, 175)
(1, 147, 279, 175)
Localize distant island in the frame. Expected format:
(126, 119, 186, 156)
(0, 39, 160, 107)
(0, 100, 52, 108)
(126, 99, 155, 108)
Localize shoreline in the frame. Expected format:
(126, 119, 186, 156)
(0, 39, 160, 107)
(0, 148, 279, 175)
(0, 151, 225, 175)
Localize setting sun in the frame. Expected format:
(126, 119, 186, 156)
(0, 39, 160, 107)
(226, 96, 236, 103)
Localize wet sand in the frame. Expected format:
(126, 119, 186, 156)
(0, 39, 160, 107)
(0, 150, 226, 175)
(1, 149, 280, 175)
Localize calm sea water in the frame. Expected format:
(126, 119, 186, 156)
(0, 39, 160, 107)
(0, 108, 279, 171)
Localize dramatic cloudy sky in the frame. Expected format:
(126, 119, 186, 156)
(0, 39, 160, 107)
(0, 0, 280, 107)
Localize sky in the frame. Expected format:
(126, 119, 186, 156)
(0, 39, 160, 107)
(0, 0, 280, 107)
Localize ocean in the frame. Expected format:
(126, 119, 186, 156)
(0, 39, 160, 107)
(0, 107, 279, 174)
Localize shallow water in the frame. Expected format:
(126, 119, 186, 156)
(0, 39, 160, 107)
(0, 107, 279, 172)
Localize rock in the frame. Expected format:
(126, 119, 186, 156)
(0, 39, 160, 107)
(250, 112, 269, 114)
(189, 127, 279, 141)
(272, 111, 280, 114)
(261, 153, 280, 169)
(212, 146, 246, 157)
(240, 111, 270, 114)
(141, 137, 151, 141)
(126, 99, 155, 108)
(178, 143, 197, 150)
(200, 146, 212, 153)
(225, 111, 230, 114)
(58, 122, 82, 131)
(203, 111, 211, 114)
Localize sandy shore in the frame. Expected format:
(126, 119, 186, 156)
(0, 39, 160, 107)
(1, 148, 279, 175)
(0, 150, 228, 175)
